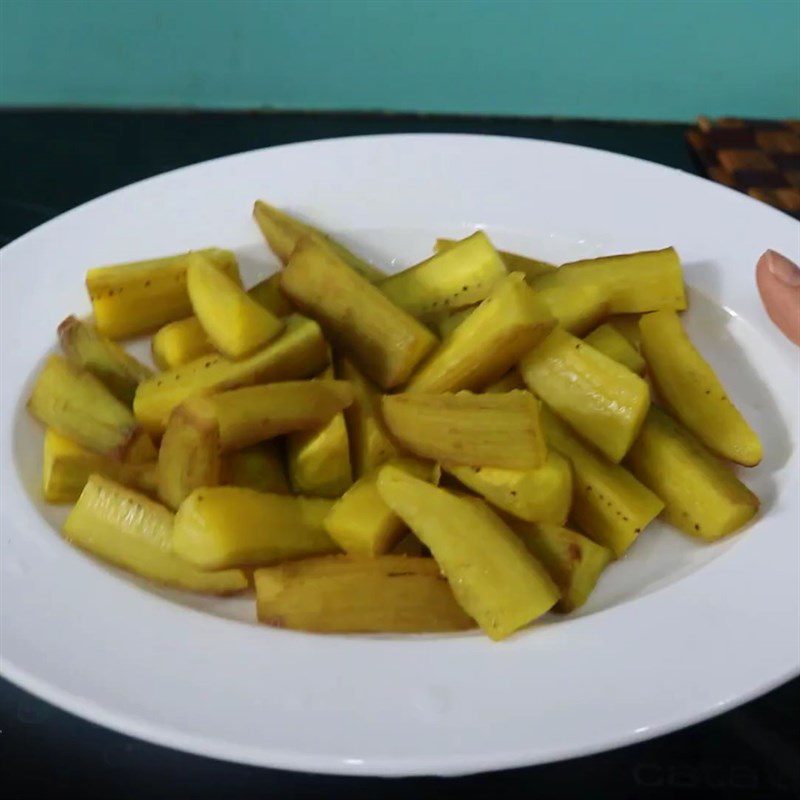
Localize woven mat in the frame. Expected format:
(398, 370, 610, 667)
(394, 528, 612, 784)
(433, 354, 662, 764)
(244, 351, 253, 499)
(686, 117, 800, 219)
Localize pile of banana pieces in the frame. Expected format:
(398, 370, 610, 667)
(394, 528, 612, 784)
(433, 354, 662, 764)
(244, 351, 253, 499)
(26, 200, 761, 641)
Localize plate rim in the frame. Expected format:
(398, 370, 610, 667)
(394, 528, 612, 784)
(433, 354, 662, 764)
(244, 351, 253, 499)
(3, 130, 798, 262)
(2, 654, 796, 777)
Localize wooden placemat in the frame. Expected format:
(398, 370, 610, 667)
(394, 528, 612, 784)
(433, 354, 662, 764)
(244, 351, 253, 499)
(686, 117, 800, 219)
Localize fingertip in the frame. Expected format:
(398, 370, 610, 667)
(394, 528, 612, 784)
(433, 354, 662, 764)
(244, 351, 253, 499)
(756, 250, 800, 346)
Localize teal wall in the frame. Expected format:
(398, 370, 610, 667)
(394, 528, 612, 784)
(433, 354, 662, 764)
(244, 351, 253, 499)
(2, 0, 798, 121)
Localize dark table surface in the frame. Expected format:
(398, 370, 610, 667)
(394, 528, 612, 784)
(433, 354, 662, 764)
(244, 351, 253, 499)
(1, 110, 798, 800)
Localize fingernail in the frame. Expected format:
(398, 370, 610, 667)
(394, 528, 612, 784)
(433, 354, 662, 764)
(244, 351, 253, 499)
(765, 250, 800, 287)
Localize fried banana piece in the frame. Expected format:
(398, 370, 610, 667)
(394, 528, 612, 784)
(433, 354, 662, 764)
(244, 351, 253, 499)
(173, 487, 338, 569)
(286, 409, 352, 497)
(509, 520, 613, 612)
(208, 380, 354, 451)
(536, 284, 609, 336)
(380, 231, 507, 317)
(253, 199, 385, 281)
(281, 238, 436, 388)
(406, 273, 555, 393)
(43, 428, 156, 503)
(63, 475, 247, 593)
(152, 275, 294, 370)
(286, 366, 353, 498)
(584, 323, 646, 374)
(607, 314, 642, 350)
(339, 357, 399, 477)
(531, 247, 686, 313)
(431, 306, 476, 339)
(247, 273, 295, 316)
(151, 316, 214, 371)
(443, 451, 572, 524)
(382, 390, 546, 470)
(542, 407, 664, 557)
(157, 397, 221, 510)
(435, 237, 556, 280)
(255, 556, 474, 633)
(134, 315, 328, 434)
(86, 247, 240, 339)
(324, 457, 435, 557)
(376, 466, 559, 640)
(639, 310, 762, 466)
(58, 315, 152, 405)
(520, 326, 650, 463)
(626, 406, 759, 540)
(187, 254, 284, 359)
(28, 355, 140, 458)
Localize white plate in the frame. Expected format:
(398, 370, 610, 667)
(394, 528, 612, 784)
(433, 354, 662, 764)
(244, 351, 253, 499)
(1, 134, 798, 777)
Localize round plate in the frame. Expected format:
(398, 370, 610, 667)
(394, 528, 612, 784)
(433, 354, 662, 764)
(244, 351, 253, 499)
(1, 134, 798, 777)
